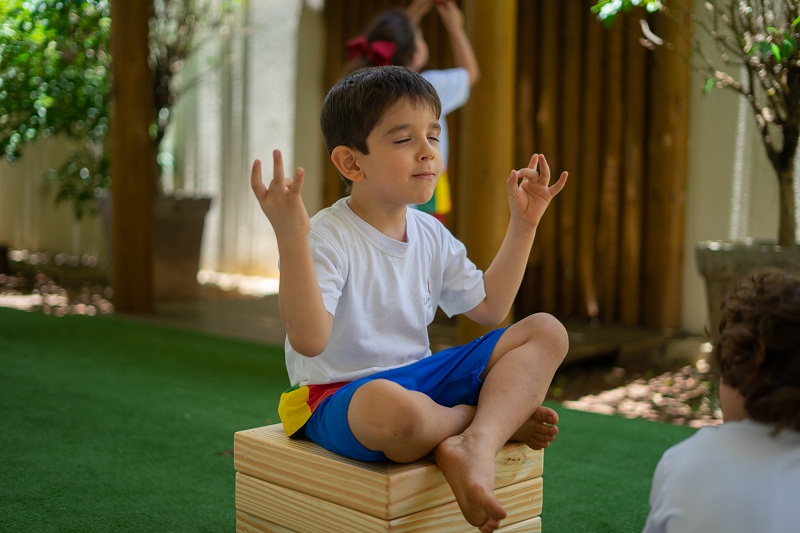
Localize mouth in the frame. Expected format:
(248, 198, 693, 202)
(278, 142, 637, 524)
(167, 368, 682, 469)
(413, 172, 438, 180)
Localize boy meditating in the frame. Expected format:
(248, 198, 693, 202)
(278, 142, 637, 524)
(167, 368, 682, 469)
(251, 65, 569, 533)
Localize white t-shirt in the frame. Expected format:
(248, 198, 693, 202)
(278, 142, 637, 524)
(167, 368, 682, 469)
(285, 197, 486, 386)
(643, 419, 800, 533)
(421, 68, 470, 170)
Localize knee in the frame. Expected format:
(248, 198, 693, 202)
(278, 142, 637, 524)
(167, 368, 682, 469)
(519, 312, 569, 362)
(350, 379, 418, 438)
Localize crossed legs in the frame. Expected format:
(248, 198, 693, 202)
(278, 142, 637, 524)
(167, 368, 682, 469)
(347, 313, 568, 532)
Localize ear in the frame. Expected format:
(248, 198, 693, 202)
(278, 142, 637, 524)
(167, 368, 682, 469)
(331, 146, 365, 183)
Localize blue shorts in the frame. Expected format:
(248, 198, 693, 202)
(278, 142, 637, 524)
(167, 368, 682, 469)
(300, 327, 507, 461)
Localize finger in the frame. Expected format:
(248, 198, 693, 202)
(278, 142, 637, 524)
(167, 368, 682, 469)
(548, 171, 569, 197)
(527, 153, 540, 171)
(506, 170, 519, 195)
(272, 149, 287, 188)
(289, 167, 306, 194)
(538, 154, 552, 185)
(250, 159, 267, 199)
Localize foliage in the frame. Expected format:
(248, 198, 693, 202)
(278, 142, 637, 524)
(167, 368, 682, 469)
(592, 0, 800, 246)
(0, 0, 111, 217)
(0, 0, 236, 219)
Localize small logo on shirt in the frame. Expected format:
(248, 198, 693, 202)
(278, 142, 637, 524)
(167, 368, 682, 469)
(423, 279, 432, 311)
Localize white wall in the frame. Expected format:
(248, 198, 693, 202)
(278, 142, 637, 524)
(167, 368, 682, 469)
(0, 137, 106, 258)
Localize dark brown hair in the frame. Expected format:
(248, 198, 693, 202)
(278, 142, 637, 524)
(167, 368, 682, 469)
(320, 65, 441, 186)
(715, 269, 800, 433)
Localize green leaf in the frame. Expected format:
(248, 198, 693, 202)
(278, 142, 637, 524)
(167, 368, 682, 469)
(703, 78, 715, 94)
(780, 38, 796, 60)
(771, 43, 782, 61)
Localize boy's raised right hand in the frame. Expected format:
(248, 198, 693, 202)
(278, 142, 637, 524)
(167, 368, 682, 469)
(251, 149, 310, 241)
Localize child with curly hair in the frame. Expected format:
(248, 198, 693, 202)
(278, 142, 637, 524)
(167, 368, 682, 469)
(643, 269, 800, 533)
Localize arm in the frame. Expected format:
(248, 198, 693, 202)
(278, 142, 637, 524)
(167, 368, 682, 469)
(251, 150, 332, 356)
(464, 154, 568, 326)
(405, 0, 434, 25)
(435, 1, 480, 86)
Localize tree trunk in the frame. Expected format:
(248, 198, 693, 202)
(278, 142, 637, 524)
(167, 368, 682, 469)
(778, 162, 797, 247)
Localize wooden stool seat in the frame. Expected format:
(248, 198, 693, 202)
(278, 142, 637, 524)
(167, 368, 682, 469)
(234, 424, 544, 532)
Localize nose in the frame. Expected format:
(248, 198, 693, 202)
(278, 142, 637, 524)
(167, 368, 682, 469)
(419, 140, 437, 161)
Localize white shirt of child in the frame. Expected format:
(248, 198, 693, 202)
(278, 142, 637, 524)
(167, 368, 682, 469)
(642, 419, 800, 533)
(284, 197, 486, 386)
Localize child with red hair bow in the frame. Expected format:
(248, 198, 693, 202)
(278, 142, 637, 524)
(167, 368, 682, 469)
(343, 0, 480, 224)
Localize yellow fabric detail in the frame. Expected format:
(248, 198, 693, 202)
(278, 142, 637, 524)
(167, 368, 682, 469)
(277, 385, 312, 436)
(434, 170, 452, 214)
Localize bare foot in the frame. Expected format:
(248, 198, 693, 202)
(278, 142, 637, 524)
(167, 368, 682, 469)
(510, 405, 559, 450)
(435, 434, 507, 533)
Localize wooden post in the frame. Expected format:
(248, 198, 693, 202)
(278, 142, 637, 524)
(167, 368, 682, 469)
(455, 0, 517, 344)
(110, 0, 155, 313)
(643, 0, 691, 329)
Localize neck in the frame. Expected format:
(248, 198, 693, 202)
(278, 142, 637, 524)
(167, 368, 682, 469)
(346, 196, 408, 242)
(720, 380, 749, 423)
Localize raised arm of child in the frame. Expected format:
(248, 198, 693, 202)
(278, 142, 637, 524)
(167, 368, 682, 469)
(434, 0, 480, 85)
(464, 154, 568, 326)
(251, 150, 332, 356)
(405, 0, 480, 85)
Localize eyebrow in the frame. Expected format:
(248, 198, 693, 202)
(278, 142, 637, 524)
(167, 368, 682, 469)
(383, 122, 441, 136)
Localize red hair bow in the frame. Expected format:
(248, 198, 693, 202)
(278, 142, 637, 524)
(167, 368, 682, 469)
(345, 36, 397, 66)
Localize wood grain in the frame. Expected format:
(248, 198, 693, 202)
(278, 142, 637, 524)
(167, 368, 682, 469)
(236, 473, 542, 533)
(234, 424, 543, 520)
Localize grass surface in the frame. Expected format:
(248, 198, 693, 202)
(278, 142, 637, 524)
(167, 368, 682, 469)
(0, 307, 696, 532)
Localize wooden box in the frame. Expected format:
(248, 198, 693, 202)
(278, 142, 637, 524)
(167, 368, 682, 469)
(234, 424, 544, 532)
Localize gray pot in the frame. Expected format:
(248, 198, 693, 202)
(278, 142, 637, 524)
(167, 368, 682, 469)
(695, 239, 800, 336)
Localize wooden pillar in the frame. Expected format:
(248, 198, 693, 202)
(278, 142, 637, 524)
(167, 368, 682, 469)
(643, 0, 691, 329)
(110, 0, 155, 313)
(455, 0, 517, 344)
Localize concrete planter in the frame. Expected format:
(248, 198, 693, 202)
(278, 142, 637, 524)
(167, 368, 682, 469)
(695, 239, 800, 335)
(153, 196, 212, 301)
(100, 194, 212, 302)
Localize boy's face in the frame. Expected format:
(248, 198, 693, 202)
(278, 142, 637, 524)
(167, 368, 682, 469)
(354, 97, 442, 207)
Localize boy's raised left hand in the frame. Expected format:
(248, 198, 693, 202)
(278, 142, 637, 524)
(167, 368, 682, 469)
(506, 153, 567, 229)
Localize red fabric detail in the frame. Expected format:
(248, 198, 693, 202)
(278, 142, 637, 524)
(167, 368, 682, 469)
(306, 381, 350, 411)
(345, 36, 397, 66)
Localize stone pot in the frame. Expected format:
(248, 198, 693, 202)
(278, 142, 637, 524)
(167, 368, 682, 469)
(99, 193, 212, 301)
(695, 239, 800, 336)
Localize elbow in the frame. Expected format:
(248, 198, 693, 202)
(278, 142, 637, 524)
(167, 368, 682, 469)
(470, 66, 481, 87)
(286, 325, 330, 358)
(466, 302, 508, 328)
(289, 337, 328, 358)
(479, 314, 505, 328)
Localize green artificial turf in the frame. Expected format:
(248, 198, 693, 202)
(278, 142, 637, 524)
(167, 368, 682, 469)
(541, 405, 696, 532)
(0, 307, 697, 532)
(0, 307, 287, 532)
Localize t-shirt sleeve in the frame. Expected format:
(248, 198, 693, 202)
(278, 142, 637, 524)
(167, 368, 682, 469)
(422, 68, 471, 116)
(437, 229, 485, 317)
(308, 229, 346, 316)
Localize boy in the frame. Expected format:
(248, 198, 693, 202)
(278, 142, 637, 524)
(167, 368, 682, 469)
(643, 269, 800, 533)
(251, 65, 569, 533)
